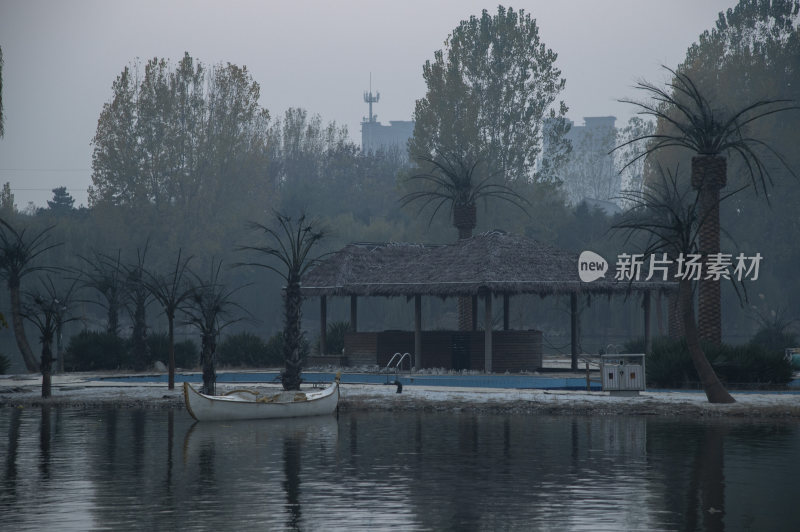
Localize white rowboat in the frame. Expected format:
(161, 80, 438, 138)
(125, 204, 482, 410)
(183, 380, 339, 422)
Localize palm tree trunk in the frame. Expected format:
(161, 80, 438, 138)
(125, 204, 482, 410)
(282, 280, 304, 391)
(454, 202, 476, 331)
(10, 283, 37, 372)
(107, 303, 119, 337)
(692, 155, 726, 345)
(201, 332, 216, 395)
(167, 315, 175, 390)
(41, 339, 53, 398)
(56, 322, 64, 374)
(679, 280, 734, 403)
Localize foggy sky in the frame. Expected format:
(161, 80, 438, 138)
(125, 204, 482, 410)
(0, 0, 737, 208)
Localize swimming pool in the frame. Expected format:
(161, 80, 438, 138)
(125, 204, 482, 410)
(99, 371, 602, 391)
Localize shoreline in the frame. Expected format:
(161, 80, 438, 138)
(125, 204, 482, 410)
(2, 372, 800, 419)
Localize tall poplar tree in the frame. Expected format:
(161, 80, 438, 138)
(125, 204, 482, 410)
(89, 53, 270, 213)
(0, 45, 5, 138)
(411, 5, 570, 183)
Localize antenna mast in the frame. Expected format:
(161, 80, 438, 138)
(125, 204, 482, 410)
(363, 73, 380, 123)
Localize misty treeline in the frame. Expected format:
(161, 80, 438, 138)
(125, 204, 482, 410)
(2, 1, 799, 372)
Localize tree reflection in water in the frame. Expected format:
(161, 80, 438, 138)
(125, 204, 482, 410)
(0, 408, 799, 530)
(684, 425, 727, 532)
(2, 407, 21, 499)
(282, 434, 302, 531)
(38, 405, 51, 480)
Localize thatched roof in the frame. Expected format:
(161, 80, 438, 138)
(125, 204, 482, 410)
(301, 230, 675, 298)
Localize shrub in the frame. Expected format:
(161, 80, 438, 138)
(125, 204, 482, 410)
(749, 327, 797, 357)
(320, 320, 350, 355)
(65, 331, 129, 371)
(624, 336, 793, 388)
(0, 352, 9, 374)
(624, 337, 696, 388)
(265, 332, 284, 364)
(708, 342, 793, 385)
(147, 332, 199, 369)
(265, 331, 310, 365)
(217, 332, 282, 368)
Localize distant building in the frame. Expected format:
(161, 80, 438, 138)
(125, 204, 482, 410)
(360, 86, 414, 155)
(361, 120, 414, 154)
(560, 116, 620, 206)
(565, 116, 616, 151)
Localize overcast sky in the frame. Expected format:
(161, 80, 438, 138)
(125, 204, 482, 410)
(0, 0, 737, 208)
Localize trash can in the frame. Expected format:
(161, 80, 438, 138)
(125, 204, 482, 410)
(601, 354, 645, 396)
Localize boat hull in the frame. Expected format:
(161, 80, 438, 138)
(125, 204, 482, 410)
(184, 381, 339, 421)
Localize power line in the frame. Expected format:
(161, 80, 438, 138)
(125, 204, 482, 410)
(7, 187, 86, 191)
(0, 168, 90, 172)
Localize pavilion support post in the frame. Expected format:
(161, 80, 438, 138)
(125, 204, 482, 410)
(570, 293, 578, 371)
(414, 295, 422, 369)
(471, 295, 478, 331)
(320, 295, 327, 356)
(350, 295, 358, 332)
(484, 291, 493, 373)
(503, 294, 510, 331)
(643, 290, 652, 356)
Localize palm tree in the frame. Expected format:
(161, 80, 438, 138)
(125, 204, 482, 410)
(78, 250, 126, 337)
(239, 213, 326, 391)
(0, 219, 59, 372)
(21, 277, 79, 398)
(615, 165, 738, 403)
(143, 249, 194, 390)
(401, 148, 528, 329)
(50, 277, 80, 374)
(617, 66, 797, 344)
(183, 260, 244, 395)
(401, 149, 528, 239)
(123, 245, 152, 369)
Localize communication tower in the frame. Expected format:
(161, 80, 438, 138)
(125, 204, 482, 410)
(363, 73, 380, 123)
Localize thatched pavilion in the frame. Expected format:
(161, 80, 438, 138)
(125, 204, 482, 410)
(302, 231, 674, 372)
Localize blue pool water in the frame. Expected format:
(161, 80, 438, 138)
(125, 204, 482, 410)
(99, 371, 603, 390)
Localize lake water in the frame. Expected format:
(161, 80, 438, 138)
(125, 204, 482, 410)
(1, 407, 798, 531)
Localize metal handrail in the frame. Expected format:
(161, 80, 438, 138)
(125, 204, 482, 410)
(382, 352, 411, 392)
(384, 352, 411, 373)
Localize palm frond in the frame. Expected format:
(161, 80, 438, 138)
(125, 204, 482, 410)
(613, 66, 798, 194)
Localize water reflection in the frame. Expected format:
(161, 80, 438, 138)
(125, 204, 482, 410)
(0, 407, 798, 531)
(38, 405, 51, 479)
(3, 407, 20, 499)
(283, 433, 302, 530)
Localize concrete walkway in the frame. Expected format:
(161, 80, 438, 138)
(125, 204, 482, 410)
(2, 371, 799, 418)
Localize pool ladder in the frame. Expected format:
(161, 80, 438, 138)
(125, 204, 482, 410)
(385, 352, 411, 372)
(383, 352, 411, 393)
